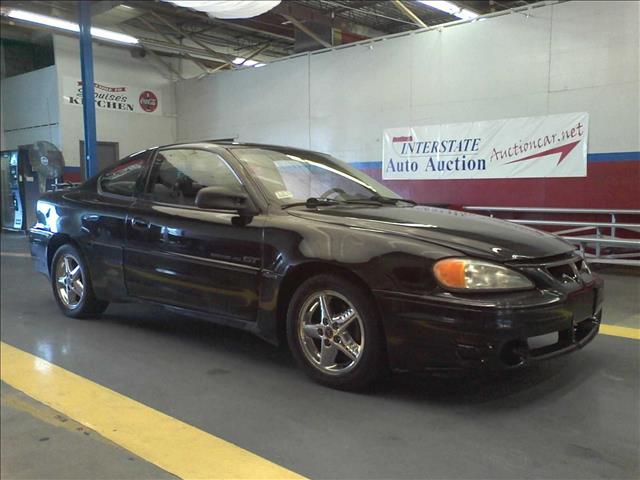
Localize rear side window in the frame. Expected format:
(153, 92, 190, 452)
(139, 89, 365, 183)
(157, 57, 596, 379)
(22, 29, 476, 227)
(99, 150, 150, 197)
(146, 148, 242, 206)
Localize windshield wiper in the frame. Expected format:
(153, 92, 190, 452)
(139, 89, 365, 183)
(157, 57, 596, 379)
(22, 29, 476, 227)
(344, 195, 417, 206)
(372, 195, 417, 206)
(281, 197, 341, 209)
(282, 195, 417, 209)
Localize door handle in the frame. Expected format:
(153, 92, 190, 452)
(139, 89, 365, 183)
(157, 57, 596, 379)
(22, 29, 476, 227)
(130, 217, 150, 229)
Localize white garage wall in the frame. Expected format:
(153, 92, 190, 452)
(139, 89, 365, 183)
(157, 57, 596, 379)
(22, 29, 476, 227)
(1, 65, 61, 150)
(177, 54, 310, 147)
(176, 1, 639, 161)
(54, 35, 177, 169)
(1, 36, 178, 169)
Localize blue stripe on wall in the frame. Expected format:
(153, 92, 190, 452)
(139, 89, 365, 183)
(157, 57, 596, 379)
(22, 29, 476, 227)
(587, 151, 640, 163)
(350, 151, 640, 170)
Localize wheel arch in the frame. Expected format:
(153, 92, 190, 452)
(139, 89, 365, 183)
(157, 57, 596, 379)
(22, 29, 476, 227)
(275, 262, 384, 345)
(47, 234, 82, 274)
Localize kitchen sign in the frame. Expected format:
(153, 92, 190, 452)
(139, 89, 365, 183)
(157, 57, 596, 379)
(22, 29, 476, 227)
(382, 112, 588, 180)
(62, 77, 161, 115)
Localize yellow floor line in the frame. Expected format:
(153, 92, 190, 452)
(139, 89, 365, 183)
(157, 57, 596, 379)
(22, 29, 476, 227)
(600, 324, 640, 340)
(1, 387, 115, 446)
(0, 342, 305, 480)
(0, 252, 31, 258)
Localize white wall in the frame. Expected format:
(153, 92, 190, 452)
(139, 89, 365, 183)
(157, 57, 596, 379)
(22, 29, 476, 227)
(54, 35, 177, 168)
(1, 65, 60, 150)
(176, 1, 640, 161)
(177, 54, 310, 147)
(1, 35, 178, 167)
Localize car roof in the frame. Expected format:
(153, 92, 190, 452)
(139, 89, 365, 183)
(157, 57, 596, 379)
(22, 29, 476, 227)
(151, 141, 327, 156)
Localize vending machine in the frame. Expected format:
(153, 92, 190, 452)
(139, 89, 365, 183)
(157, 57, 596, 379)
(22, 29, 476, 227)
(2, 143, 67, 231)
(0, 150, 25, 231)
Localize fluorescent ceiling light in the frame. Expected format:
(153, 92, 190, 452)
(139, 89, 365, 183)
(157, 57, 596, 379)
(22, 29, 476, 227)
(418, 1, 479, 20)
(7, 9, 139, 44)
(90, 27, 139, 44)
(232, 57, 266, 67)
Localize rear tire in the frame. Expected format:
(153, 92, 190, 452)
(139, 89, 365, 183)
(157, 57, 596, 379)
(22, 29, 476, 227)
(50, 244, 109, 319)
(286, 274, 386, 391)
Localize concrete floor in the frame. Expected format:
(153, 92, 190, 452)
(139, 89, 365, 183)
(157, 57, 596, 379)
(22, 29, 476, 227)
(1, 383, 175, 479)
(1, 232, 639, 479)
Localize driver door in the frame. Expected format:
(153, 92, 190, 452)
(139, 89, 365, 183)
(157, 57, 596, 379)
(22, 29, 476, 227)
(124, 147, 263, 321)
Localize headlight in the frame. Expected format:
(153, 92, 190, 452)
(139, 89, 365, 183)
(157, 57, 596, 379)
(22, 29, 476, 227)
(433, 258, 534, 291)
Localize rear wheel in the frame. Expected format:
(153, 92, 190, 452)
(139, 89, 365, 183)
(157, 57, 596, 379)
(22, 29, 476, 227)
(51, 244, 109, 319)
(287, 274, 386, 390)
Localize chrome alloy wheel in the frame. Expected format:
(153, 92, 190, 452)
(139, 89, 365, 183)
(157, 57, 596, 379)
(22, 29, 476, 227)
(297, 290, 365, 375)
(55, 254, 84, 309)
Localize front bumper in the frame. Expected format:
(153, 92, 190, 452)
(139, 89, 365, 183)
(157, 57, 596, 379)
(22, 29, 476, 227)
(375, 275, 604, 372)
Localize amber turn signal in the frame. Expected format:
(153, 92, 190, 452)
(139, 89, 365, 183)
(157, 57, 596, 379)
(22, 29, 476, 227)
(433, 258, 468, 288)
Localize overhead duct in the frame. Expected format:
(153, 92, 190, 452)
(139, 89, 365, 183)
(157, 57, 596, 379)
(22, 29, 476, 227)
(163, 1, 280, 19)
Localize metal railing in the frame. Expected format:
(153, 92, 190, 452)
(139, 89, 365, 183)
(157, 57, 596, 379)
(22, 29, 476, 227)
(463, 206, 640, 267)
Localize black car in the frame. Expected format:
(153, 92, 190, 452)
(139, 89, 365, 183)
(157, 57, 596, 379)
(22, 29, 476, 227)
(29, 142, 604, 390)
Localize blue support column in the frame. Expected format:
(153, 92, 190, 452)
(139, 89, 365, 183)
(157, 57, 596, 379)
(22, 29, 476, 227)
(78, 1, 98, 179)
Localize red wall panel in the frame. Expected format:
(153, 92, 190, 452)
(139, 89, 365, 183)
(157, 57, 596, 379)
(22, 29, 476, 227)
(363, 159, 639, 209)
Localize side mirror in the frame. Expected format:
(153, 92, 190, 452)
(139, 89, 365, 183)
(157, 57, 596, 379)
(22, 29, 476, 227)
(195, 186, 255, 215)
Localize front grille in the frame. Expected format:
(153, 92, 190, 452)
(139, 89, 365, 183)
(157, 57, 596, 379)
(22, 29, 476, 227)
(547, 259, 583, 283)
(508, 252, 591, 287)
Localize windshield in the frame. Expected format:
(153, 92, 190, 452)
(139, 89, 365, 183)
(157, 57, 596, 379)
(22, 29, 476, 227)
(232, 147, 399, 204)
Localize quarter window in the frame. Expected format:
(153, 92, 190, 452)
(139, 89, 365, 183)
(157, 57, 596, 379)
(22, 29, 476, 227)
(146, 149, 242, 206)
(99, 151, 149, 197)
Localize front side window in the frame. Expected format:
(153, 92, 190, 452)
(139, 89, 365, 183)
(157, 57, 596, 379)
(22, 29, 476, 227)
(232, 148, 399, 204)
(99, 150, 150, 197)
(146, 149, 242, 206)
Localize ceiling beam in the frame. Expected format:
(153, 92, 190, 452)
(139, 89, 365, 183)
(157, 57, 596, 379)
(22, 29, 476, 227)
(135, 16, 210, 75)
(90, 1, 119, 17)
(274, 2, 383, 38)
(208, 41, 270, 74)
(147, 11, 239, 68)
(392, 0, 428, 28)
(280, 14, 332, 49)
(214, 16, 295, 43)
(320, 0, 417, 29)
(237, 42, 270, 65)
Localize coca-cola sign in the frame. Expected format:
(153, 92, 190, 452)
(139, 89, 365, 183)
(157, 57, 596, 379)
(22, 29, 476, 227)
(138, 90, 158, 113)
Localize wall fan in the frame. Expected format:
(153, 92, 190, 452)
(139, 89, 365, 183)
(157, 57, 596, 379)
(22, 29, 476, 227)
(28, 141, 66, 192)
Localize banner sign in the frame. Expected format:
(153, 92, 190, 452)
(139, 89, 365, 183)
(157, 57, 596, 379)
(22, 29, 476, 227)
(62, 77, 161, 115)
(382, 112, 588, 180)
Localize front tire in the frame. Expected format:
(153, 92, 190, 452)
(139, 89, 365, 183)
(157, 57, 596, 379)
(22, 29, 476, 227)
(51, 244, 109, 319)
(286, 274, 386, 390)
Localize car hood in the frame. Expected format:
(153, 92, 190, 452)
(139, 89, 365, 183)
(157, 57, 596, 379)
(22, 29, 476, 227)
(287, 205, 575, 261)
